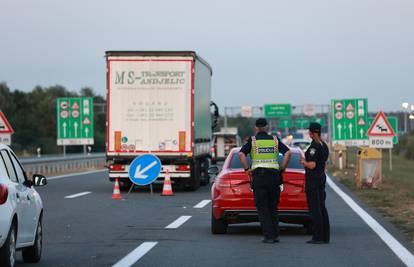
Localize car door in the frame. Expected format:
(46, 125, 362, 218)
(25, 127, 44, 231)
(0, 149, 29, 244)
(9, 151, 38, 244)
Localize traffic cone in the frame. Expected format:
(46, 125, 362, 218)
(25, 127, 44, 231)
(112, 178, 122, 200)
(161, 170, 174, 196)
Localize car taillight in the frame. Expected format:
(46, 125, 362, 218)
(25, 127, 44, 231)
(176, 165, 190, 171)
(216, 179, 232, 188)
(110, 164, 125, 171)
(0, 184, 8, 205)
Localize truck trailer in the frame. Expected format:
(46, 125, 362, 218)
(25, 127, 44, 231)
(105, 51, 217, 190)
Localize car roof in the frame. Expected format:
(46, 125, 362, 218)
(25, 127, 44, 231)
(0, 144, 10, 150)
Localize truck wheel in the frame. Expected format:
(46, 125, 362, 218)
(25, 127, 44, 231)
(119, 180, 132, 192)
(187, 160, 201, 191)
(0, 222, 16, 267)
(22, 216, 42, 263)
(211, 213, 227, 234)
(200, 158, 211, 186)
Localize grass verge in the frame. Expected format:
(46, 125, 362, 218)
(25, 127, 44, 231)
(328, 148, 414, 244)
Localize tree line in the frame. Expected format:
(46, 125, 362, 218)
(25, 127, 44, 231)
(0, 83, 106, 155)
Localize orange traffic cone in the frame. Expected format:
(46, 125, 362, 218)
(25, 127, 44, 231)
(112, 178, 122, 200)
(161, 170, 174, 196)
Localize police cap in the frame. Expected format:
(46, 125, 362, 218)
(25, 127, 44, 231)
(255, 118, 268, 127)
(309, 122, 321, 133)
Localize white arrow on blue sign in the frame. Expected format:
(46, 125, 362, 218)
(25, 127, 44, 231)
(128, 154, 162, 186)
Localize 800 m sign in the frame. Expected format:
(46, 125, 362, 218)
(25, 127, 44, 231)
(369, 137, 393, 149)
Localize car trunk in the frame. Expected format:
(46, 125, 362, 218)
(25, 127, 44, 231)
(279, 169, 308, 211)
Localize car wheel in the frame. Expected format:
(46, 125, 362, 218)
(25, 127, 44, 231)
(211, 213, 228, 234)
(0, 223, 16, 267)
(22, 217, 42, 263)
(304, 222, 313, 235)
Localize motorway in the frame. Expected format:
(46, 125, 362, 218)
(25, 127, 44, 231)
(15, 170, 414, 267)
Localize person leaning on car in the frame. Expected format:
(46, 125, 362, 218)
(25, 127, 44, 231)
(239, 118, 291, 244)
(300, 122, 330, 244)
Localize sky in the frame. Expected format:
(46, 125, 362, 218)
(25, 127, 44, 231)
(0, 0, 413, 112)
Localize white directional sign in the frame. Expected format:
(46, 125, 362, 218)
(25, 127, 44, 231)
(240, 106, 253, 118)
(367, 111, 395, 148)
(128, 154, 162, 186)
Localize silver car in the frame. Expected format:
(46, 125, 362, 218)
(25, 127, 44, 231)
(0, 144, 47, 267)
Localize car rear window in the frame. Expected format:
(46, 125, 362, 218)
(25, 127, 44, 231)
(229, 151, 304, 170)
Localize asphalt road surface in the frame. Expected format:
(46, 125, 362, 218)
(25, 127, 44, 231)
(15, 170, 414, 267)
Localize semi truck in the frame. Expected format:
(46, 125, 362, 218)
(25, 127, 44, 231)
(105, 51, 218, 191)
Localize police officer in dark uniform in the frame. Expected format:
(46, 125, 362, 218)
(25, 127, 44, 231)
(300, 122, 330, 244)
(239, 118, 291, 243)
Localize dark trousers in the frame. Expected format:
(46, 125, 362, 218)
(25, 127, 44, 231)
(306, 173, 330, 242)
(252, 168, 280, 240)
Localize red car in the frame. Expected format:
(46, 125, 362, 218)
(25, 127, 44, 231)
(210, 147, 311, 234)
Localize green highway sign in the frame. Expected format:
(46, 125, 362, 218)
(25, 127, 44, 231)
(279, 118, 292, 129)
(264, 104, 292, 118)
(331, 98, 369, 146)
(311, 117, 326, 127)
(295, 118, 310, 129)
(369, 116, 398, 144)
(57, 97, 94, 146)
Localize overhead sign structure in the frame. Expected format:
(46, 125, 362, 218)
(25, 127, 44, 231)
(369, 116, 398, 144)
(57, 98, 94, 146)
(303, 104, 316, 116)
(240, 106, 253, 118)
(0, 111, 14, 145)
(331, 98, 369, 146)
(264, 104, 292, 118)
(367, 112, 395, 149)
(128, 154, 162, 186)
(295, 118, 310, 129)
(279, 118, 292, 129)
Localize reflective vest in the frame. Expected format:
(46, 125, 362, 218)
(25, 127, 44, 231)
(250, 136, 280, 170)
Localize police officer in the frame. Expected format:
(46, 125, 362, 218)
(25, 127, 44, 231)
(239, 118, 291, 243)
(300, 122, 330, 244)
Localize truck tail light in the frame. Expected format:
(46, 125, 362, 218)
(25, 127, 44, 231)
(211, 147, 216, 160)
(110, 164, 125, 171)
(176, 165, 190, 171)
(0, 184, 8, 205)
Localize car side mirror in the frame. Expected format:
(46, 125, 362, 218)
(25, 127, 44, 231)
(208, 166, 219, 176)
(33, 174, 47, 187)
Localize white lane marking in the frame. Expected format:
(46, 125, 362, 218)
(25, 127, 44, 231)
(48, 169, 106, 180)
(327, 176, 414, 267)
(64, 191, 92, 199)
(165, 216, 192, 229)
(194, 199, 211, 209)
(112, 242, 157, 267)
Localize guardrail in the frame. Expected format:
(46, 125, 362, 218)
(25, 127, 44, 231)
(21, 153, 106, 177)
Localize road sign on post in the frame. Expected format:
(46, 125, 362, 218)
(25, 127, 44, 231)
(128, 154, 162, 186)
(367, 112, 395, 149)
(264, 104, 292, 118)
(0, 111, 14, 145)
(57, 97, 94, 145)
(331, 98, 369, 146)
(369, 116, 398, 144)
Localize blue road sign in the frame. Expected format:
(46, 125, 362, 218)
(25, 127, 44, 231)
(128, 154, 162, 186)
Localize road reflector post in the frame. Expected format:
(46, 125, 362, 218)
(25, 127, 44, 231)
(355, 148, 382, 189)
(332, 144, 347, 170)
